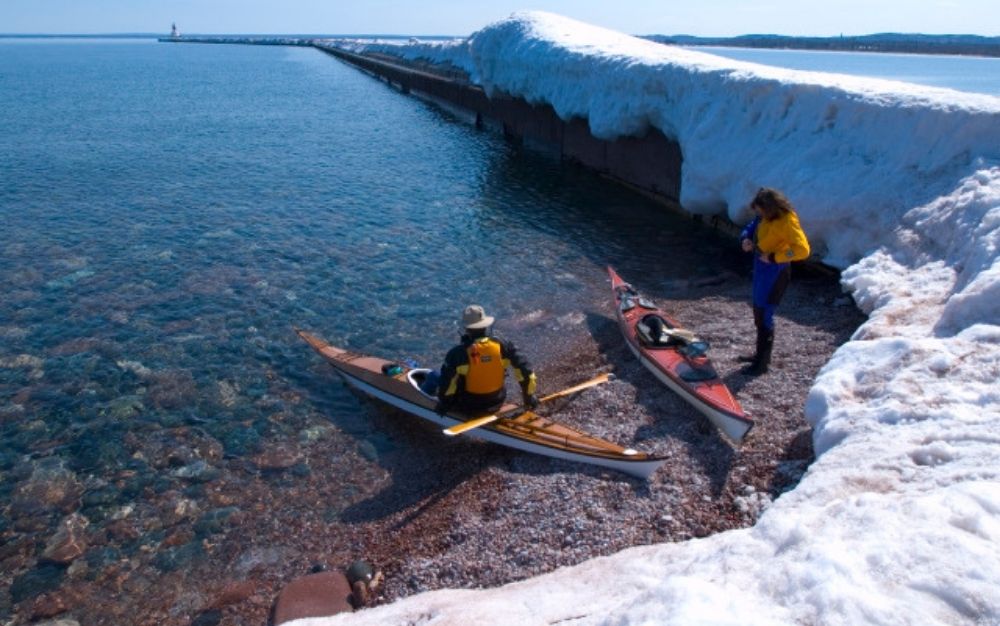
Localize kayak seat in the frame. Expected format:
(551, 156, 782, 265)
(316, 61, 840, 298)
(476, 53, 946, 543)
(636, 314, 681, 348)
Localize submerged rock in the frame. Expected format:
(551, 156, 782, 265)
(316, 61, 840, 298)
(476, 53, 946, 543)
(129, 427, 224, 470)
(0, 353, 45, 380)
(216, 380, 240, 408)
(298, 423, 335, 444)
(104, 395, 145, 420)
(190, 609, 223, 626)
(152, 540, 204, 572)
(146, 369, 198, 410)
(250, 444, 302, 471)
(171, 460, 220, 483)
(218, 425, 262, 457)
(10, 563, 66, 604)
(32, 617, 80, 626)
(193, 506, 241, 538)
(44, 269, 94, 290)
(67, 426, 128, 474)
(41, 513, 89, 565)
(0, 325, 30, 340)
(357, 440, 378, 462)
(115, 360, 152, 378)
(10, 460, 83, 518)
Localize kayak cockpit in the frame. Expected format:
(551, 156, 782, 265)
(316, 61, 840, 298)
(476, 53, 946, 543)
(405, 368, 438, 400)
(635, 314, 710, 358)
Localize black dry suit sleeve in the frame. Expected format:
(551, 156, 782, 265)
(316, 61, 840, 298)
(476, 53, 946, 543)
(502, 339, 536, 393)
(436, 344, 463, 405)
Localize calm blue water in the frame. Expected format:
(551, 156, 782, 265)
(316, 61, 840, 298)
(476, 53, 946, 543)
(693, 46, 1000, 96)
(692, 46, 1000, 96)
(1, 38, 736, 620)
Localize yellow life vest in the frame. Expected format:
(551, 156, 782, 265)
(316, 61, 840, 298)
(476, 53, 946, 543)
(464, 337, 505, 394)
(756, 211, 811, 262)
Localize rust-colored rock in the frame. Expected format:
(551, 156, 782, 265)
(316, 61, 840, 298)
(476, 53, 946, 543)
(162, 529, 194, 548)
(11, 463, 83, 517)
(272, 571, 353, 625)
(28, 590, 70, 620)
(104, 518, 140, 543)
(41, 514, 88, 565)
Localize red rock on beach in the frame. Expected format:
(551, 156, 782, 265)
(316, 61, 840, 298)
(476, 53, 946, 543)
(272, 570, 353, 625)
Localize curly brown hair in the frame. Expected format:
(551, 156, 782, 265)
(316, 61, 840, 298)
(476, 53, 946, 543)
(752, 187, 795, 220)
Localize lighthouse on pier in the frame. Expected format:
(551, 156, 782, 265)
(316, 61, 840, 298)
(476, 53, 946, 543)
(170, 22, 180, 38)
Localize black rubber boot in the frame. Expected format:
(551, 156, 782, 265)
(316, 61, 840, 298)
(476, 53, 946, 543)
(743, 328, 773, 376)
(737, 307, 765, 362)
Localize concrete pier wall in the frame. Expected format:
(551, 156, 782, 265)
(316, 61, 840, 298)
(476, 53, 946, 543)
(314, 45, 684, 206)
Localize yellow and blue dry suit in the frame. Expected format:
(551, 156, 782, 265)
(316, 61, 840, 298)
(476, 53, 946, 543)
(740, 210, 810, 372)
(435, 332, 537, 416)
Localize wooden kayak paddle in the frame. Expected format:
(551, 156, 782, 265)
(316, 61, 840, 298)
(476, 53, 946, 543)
(443, 372, 614, 436)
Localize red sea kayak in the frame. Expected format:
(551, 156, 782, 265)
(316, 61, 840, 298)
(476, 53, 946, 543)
(608, 266, 753, 443)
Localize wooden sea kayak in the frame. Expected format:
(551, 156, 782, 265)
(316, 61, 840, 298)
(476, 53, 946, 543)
(607, 266, 753, 443)
(295, 328, 666, 480)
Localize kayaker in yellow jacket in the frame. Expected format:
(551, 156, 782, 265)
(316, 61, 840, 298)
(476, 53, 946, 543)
(433, 304, 539, 416)
(738, 187, 811, 375)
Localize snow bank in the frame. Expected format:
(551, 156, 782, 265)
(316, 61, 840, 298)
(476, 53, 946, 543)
(351, 12, 1000, 270)
(295, 12, 1000, 626)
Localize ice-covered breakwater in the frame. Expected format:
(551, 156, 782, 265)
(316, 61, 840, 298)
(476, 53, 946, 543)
(341, 13, 1000, 267)
(158, 36, 313, 46)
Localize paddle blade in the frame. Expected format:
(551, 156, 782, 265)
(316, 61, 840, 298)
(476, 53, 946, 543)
(443, 414, 499, 436)
(539, 372, 614, 402)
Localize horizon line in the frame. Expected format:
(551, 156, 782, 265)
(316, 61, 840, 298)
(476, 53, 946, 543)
(3, 31, 999, 40)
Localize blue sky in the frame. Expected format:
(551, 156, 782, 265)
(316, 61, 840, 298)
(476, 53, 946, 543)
(1, 0, 998, 36)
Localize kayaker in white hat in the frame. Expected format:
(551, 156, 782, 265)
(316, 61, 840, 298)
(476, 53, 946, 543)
(432, 304, 539, 416)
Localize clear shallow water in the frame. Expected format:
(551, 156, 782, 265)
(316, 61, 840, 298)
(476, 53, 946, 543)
(0, 39, 736, 618)
(693, 46, 1000, 96)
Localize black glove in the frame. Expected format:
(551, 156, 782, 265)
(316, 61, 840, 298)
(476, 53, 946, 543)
(523, 394, 539, 410)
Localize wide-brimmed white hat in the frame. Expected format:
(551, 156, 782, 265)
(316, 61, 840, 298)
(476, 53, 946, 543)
(462, 304, 495, 329)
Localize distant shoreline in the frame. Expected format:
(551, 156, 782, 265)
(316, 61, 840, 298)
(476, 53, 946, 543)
(645, 33, 1000, 58)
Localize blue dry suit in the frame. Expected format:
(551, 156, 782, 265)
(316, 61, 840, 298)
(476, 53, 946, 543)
(741, 216, 792, 331)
